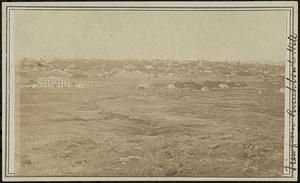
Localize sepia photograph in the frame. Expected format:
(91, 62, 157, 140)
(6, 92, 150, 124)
(1, 1, 298, 181)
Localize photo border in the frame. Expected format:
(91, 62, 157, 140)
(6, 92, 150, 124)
(1, 1, 298, 181)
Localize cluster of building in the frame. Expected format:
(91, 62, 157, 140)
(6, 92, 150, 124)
(164, 80, 248, 92)
(31, 77, 86, 89)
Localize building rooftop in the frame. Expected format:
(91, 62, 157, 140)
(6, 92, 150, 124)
(37, 76, 70, 80)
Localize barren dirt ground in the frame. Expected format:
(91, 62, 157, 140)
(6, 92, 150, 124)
(15, 80, 284, 177)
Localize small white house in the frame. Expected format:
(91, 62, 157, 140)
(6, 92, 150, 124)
(201, 87, 210, 92)
(219, 83, 229, 89)
(168, 84, 176, 89)
(135, 83, 149, 90)
(279, 88, 285, 93)
(74, 82, 84, 88)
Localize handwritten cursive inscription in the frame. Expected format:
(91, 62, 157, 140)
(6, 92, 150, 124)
(285, 33, 297, 176)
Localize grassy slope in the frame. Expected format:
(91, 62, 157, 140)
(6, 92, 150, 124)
(15, 74, 284, 177)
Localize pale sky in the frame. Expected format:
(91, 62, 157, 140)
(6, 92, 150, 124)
(12, 10, 288, 63)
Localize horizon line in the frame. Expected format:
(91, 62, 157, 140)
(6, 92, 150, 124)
(19, 57, 285, 64)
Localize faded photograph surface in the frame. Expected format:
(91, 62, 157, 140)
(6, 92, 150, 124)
(13, 10, 287, 177)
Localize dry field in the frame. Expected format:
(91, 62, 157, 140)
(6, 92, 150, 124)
(15, 77, 284, 177)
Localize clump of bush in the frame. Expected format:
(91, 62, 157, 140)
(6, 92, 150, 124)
(174, 81, 203, 90)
